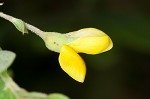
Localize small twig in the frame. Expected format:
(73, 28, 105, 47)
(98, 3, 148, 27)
(0, 12, 45, 39)
(25, 23, 45, 39)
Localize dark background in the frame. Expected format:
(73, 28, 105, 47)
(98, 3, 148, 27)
(0, 0, 150, 99)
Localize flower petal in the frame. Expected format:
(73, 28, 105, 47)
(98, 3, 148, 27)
(68, 35, 112, 54)
(66, 28, 106, 37)
(102, 38, 113, 52)
(59, 45, 86, 83)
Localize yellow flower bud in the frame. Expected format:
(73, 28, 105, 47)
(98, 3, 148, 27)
(42, 28, 113, 83)
(0, 11, 113, 83)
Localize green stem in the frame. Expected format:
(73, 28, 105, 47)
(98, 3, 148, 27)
(0, 71, 25, 99)
(0, 12, 46, 39)
(0, 71, 49, 99)
(17, 92, 48, 99)
(0, 71, 21, 91)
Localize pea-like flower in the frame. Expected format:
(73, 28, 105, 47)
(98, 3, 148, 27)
(42, 28, 113, 83)
(0, 12, 113, 83)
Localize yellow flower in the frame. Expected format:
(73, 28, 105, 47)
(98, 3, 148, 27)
(43, 28, 113, 83)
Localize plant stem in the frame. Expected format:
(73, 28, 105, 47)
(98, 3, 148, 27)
(17, 92, 48, 99)
(25, 23, 45, 39)
(0, 71, 49, 99)
(0, 12, 45, 39)
(0, 71, 22, 91)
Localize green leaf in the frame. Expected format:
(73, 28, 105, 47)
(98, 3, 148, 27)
(12, 18, 28, 34)
(0, 51, 16, 74)
(48, 93, 70, 99)
(0, 90, 16, 99)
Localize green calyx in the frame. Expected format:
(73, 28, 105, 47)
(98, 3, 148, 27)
(43, 32, 77, 53)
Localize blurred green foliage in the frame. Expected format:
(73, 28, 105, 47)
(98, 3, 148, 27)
(0, 49, 69, 99)
(0, 0, 150, 99)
